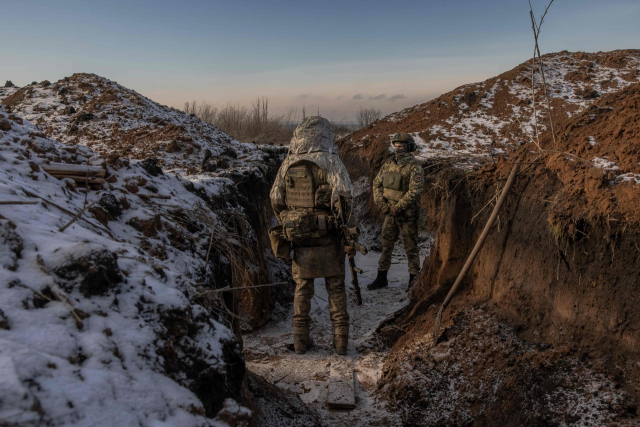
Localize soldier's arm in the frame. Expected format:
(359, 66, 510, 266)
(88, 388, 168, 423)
(395, 164, 424, 212)
(372, 165, 386, 208)
(271, 203, 288, 223)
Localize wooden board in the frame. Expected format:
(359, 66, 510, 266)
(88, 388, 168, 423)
(42, 163, 106, 177)
(327, 358, 356, 410)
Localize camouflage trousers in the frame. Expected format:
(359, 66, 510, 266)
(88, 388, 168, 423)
(378, 215, 420, 275)
(292, 259, 349, 337)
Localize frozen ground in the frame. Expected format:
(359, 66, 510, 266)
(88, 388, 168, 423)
(243, 245, 432, 427)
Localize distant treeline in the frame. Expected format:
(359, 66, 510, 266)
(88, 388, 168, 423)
(183, 98, 380, 144)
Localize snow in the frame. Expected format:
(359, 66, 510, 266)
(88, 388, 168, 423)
(0, 106, 245, 426)
(591, 156, 620, 171)
(351, 51, 640, 174)
(244, 228, 434, 426)
(0, 74, 273, 172)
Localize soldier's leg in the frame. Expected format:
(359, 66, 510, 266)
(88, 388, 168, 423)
(324, 275, 350, 337)
(292, 264, 315, 335)
(377, 216, 400, 271)
(399, 218, 421, 275)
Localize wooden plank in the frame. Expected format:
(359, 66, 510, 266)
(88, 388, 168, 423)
(136, 194, 171, 200)
(327, 358, 356, 410)
(50, 175, 106, 185)
(42, 163, 106, 177)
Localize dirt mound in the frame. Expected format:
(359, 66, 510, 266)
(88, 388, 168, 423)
(337, 49, 640, 182)
(334, 49, 640, 425)
(381, 306, 637, 426)
(0, 104, 278, 425)
(0, 73, 279, 171)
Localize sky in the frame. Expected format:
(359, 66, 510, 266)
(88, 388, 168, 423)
(1, 0, 639, 121)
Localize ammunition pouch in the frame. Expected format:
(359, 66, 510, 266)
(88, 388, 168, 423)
(382, 171, 403, 191)
(268, 225, 291, 260)
(382, 171, 406, 202)
(293, 244, 344, 279)
(281, 210, 336, 244)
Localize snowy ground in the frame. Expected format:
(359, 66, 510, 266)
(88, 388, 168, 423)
(243, 245, 431, 427)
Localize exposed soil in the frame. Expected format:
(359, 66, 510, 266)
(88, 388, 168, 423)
(334, 50, 640, 426)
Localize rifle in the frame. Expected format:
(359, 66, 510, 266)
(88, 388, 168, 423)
(336, 194, 368, 305)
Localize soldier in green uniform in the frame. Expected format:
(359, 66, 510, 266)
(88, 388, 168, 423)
(270, 117, 357, 356)
(367, 133, 424, 290)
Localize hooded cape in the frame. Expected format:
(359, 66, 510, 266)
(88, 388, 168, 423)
(270, 116, 353, 208)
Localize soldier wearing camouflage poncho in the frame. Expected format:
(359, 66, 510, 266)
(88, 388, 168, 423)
(368, 133, 425, 290)
(269, 116, 357, 356)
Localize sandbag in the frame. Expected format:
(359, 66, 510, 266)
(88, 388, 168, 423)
(268, 225, 291, 260)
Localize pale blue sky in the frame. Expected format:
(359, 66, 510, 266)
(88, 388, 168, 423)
(2, 0, 638, 120)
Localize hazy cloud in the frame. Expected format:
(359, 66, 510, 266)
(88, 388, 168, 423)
(370, 94, 386, 100)
(352, 93, 363, 100)
(389, 94, 405, 101)
(297, 94, 311, 99)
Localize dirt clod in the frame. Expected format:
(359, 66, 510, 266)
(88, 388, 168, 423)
(53, 248, 122, 297)
(0, 218, 23, 271)
(140, 157, 163, 176)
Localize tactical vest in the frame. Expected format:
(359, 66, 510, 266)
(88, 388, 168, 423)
(286, 165, 316, 208)
(382, 171, 408, 202)
(283, 161, 337, 243)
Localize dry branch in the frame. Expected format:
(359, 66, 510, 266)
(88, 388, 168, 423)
(49, 175, 106, 185)
(136, 194, 171, 200)
(529, 0, 557, 146)
(41, 163, 106, 177)
(59, 200, 97, 232)
(21, 188, 115, 239)
(0, 200, 39, 205)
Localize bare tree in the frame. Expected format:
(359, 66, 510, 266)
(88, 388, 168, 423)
(529, 0, 557, 146)
(356, 107, 382, 128)
(183, 100, 218, 124)
(184, 100, 197, 115)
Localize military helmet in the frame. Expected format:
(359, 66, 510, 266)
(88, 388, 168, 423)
(391, 133, 417, 152)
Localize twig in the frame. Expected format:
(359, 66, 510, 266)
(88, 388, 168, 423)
(530, 50, 541, 147)
(35, 255, 84, 329)
(49, 284, 84, 329)
(136, 194, 171, 200)
(471, 193, 499, 224)
(205, 217, 217, 264)
(0, 200, 39, 205)
(83, 169, 89, 205)
(21, 189, 116, 239)
(314, 293, 327, 303)
(15, 281, 51, 302)
(195, 282, 288, 293)
(59, 201, 97, 232)
(512, 112, 542, 152)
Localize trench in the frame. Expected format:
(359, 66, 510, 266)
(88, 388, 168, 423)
(235, 152, 640, 426)
(373, 166, 640, 426)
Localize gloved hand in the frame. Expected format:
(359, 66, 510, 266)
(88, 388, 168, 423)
(390, 206, 399, 216)
(380, 204, 391, 215)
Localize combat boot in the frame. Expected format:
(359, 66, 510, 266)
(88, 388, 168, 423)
(333, 335, 348, 355)
(293, 334, 314, 355)
(367, 270, 388, 290)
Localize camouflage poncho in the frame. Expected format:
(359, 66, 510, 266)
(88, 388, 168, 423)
(270, 116, 354, 208)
